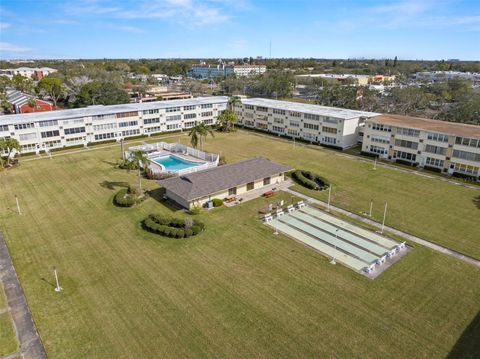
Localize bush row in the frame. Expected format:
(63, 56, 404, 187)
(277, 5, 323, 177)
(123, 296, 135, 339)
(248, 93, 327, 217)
(143, 214, 205, 238)
(292, 170, 330, 191)
(114, 189, 136, 207)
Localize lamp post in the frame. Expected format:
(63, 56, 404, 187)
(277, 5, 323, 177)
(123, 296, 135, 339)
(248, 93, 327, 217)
(330, 229, 339, 265)
(327, 185, 332, 212)
(381, 202, 388, 234)
(373, 156, 377, 170)
(14, 194, 21, 215)
(369, 199, 373, 217)
(53, 267, 63, 293)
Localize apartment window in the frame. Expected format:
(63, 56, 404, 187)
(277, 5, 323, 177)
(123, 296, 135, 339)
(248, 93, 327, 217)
(371, 123, 391, 132)
(273, 109, 285, 115)
(166, 115, 181, 122)
(64, 126, 86, 135)
(143, 109, 159, 115)
(66, 136, 85, 144)
(369, 145, 387, 155)
(183, 105, 196, 111)
(425, 157, 444, 168)
(394, 150, 416, 161)
(395, 139, 418, 150)
(144, 118, 160, 125)
(116, 111, 138, 118)
(184, 113, 197, 119)
(424, 144, 447, 155)
(200, 104, 213, 109)
(322, 126, 337, 134)
(303, 133, 316, 141)
(289, 111, 302, 117)
(263, 177, 271, 185)
(119, 121, 138, 128)
(203, 119, 213, 125)
(145, 126, 162, 133)
(21, 143, 37, 152)
(43, 140, 62, 148)
(0, 125, 8, 132)
(323, 136, 336, 144)
(287, 129, 298, 136)
(167, 123, 181, 130)
(427, 132, 449, 142)
(246, 182, 254, 191)
(92, 113, 116, 121)
(452, 150, 480, 162)
(256, 123, 268, 130)
(41, 130, 60, 138)
(62, 118, 84, 126)
(244, 104, 254, 110)
(94, 132, 116, 141)
(122, 129, 140, 137)
(39, 120, 58, 127)
(273, 118, 284, 124)
(289, 120, 300, 127)
(272, 126, 285, 133)
(455, 136, 480, 148)
(184, 121, 195, 128)
(371, 136, 390, 144)
(93, 123, 117, 131)
(14, 123, 34, 130)
(201, 111, 213, 117)
(256, 106, 268, 112)
(304, 123, 319, 130)
(453, 163, 480, 175)
(397, 128, 420, 137)
(304, 113, 320, 121)
(324, 117, 338, 124)
(18, 132, 37, 141)
(228, 187, 237, 196)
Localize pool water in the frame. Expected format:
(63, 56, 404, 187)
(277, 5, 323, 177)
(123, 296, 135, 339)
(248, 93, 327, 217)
(152, 155, 203, 172)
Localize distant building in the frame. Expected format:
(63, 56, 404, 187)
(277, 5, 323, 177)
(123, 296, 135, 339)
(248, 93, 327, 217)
(362, 114, 480, 179)
(189, 63, 266, 78)
(6, 90, 55, 114)
(296, 73, 395, 85)
(413, 71, 480, 85)
(0, 67, 57, 80)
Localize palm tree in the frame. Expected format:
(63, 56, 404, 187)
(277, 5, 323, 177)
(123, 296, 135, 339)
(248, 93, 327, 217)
(0, 138, 20, 166)
(216, 110, 237, 132)
(227, 95, 241, 110)
(188, 122, 214, 150)
(126, 150, 149, 196)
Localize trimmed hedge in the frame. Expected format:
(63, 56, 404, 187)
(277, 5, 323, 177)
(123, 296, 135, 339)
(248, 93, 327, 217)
(212, 198, 223, 207)
(114, 189, 136, 207)
(143, 214, 205, 238)
(291, 170, 329, 191)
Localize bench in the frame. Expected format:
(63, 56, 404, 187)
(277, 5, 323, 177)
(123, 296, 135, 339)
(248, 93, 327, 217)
(263, 191, 274, 198)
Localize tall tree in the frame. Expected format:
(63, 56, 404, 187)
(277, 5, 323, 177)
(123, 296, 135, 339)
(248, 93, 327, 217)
(36, 77, 64, 107)
(216, 110, 237, 132)
(126, 150, 149, 196)
(188, 122, 215, 150)
(0, 138, 20, 166)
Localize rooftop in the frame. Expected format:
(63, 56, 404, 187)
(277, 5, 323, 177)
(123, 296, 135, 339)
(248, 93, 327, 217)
(0, 96, 228, 125)
(369, 114, 480, 138)
(241, 98, 379, 120)
(158, 157, 291, 201)
(296, 73, 370, 79)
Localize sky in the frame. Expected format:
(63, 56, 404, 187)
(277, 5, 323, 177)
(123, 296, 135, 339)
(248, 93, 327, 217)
(0, 0, 479, 60)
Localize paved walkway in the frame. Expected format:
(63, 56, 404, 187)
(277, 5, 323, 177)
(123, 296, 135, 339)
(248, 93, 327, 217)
(284, 188, 480, 268)
(0, 233, 47, 359)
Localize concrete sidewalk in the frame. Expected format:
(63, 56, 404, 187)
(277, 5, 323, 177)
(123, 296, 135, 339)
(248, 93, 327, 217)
(0, 232, 47, 359)
(284, 188, 480, 268)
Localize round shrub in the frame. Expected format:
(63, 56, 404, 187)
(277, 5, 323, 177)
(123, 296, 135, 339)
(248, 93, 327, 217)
(291, 170, 329, 191)
(114, 189, 136, 207)
(212, 198, 223, 207)
(143, 214, 205, 239)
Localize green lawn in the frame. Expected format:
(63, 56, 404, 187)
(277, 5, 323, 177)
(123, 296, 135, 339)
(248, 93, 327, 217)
(0, 284, 17, 357)
(0, 131, 479, 358)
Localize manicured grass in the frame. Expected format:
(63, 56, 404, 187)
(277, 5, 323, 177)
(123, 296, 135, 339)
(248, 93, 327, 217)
(192, 130, 480, 259)
(0, 312, 18, 357)
(0, 131, 478, 358)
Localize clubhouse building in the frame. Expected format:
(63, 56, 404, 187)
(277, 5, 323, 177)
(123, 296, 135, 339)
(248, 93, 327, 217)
(159, 157, 290, 209)
(0, 97, 228, 154)
(362, 114, 480, 179)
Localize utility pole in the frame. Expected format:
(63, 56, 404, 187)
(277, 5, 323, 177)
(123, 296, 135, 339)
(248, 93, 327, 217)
(369, 199, 373, 217)
(15, 194, 21, 215)
(53, 267, 63, 292)
(381, 202, 388, 234)
(120, 138, 125, 160)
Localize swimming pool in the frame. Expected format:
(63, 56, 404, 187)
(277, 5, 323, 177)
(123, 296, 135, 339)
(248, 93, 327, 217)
(151, 155, 204, 172)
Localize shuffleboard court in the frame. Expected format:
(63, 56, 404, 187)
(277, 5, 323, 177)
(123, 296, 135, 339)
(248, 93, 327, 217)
(266, 205, 409, 277)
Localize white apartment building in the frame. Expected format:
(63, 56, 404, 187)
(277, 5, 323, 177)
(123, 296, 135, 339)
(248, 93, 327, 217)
(362, 114, 480, 179)
(0, 97, 228, 155)
(189, 64, 266, 78)
(234, 98, 379, 149)
(0, 67, 57, 79)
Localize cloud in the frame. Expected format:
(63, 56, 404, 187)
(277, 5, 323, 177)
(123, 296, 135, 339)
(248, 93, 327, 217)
(0, 22, 10, 29)
(0, 42, 33, 53)
(105, 24, 147, 34)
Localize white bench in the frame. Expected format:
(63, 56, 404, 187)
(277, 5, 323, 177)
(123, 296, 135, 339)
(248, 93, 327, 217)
(276, 209, 285, 217)
(263, 213, 273, 222)
(287, 205, 295, 213)
(296, 201, 306, 209)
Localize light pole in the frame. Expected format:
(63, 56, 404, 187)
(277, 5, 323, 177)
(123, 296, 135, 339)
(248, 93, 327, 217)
(273, 223, 278, 235)
(120, 138, 125, 160)
(330, 229, 339, 265)
(381, 202, 388, 234)
(369, 199, 373, 217)
(373, 156, 377, 170)
(327, 185, 332, 212)
(15, 194, 21, 215)
(53, 267, 63, 293)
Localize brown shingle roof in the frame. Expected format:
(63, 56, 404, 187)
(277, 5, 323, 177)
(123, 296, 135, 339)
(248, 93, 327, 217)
(369, 114, 480, 138)
(158, 157, 291, 201)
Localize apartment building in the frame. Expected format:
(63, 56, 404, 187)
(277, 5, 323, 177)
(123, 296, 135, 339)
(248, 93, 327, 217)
(362, 114, 480, 179)
(0, 67, 57, 80)
(234, 98, 379, 149)
(189, 64, 266, 78)
(0, 97, 228, 155)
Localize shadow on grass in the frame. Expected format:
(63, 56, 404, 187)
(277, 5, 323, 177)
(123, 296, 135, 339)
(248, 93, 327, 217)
(102, 160, 119, 167)
(100, 180, 129, 190)
(447, 312, 480, 359)
(473, 195, 480, 209)
(148, 187, 183, 212)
